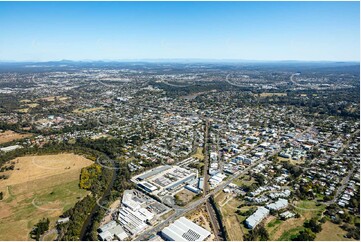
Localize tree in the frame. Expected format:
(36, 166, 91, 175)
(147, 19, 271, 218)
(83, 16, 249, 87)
(258, 225, 270, 241)
(30, 218, 50, 241)
(304, 218, 322, 233)
(293, 228, 316, 241)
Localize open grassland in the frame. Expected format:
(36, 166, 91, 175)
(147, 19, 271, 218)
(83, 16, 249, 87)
(316, 221, 353, 241)
(0, 130, 32, 144)
(233, 175, 256, 187)
(25, 103, 39, 108)
(277, 156, 305, 165)
(175, 189, 196, 204)
(73, 107, 105, 114)
(256, 92, 287, 97)
(266, 200, 326, 240)
(16, 108, 30, 113)
(192, 147, 204, 161)
(37, 96, 69, 102)
(0, 154, 92, 240)
(215, 191, 249, 240)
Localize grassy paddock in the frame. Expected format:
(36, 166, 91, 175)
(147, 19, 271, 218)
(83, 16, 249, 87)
(0, 154, 92, 240)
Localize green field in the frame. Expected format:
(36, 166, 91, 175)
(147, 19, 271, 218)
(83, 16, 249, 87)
(278, 226, 304, 241)
(192, 147, 204, 161)
(0, 178, 89, 240)
(0, 154, 92, 241)
(266, 200, 326, 241)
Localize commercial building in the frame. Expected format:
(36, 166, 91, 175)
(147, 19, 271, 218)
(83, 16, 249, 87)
(161, 217, 211, 241)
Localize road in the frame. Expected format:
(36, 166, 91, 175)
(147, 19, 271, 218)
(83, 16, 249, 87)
(225, 73, 244, 87)
(40, 228, 57, 241)
(328, 168, 355, 205)
(289, 73, 299, 86)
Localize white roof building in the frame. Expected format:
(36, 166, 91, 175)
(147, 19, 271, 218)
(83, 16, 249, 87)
(266, 198, 288, 211)
(245, 207, 270, 229)
(161, 217, 211, 241)
(99, 230, 113, 241)
(122, 190, 141, 211)
(110, 225, 128, 241)
(99, 221, 117, 233)
(118, 207, 148, 235)
(0, 145, 23, 153)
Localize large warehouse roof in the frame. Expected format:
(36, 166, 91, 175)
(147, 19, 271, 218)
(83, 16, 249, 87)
(137, 165, 172, 181)
(161, 217, 211, 241)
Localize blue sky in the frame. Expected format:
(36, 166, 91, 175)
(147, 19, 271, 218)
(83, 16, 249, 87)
(0, 1, 359, 61)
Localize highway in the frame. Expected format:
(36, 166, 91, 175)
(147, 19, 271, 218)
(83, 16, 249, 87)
(289, 73, 300, 86)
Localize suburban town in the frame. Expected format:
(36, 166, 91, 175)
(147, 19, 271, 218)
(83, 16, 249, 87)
(0, 61, 359, 241)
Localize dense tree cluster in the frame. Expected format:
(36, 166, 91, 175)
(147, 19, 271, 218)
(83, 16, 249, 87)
(243, 224, 269, 241)
(79, 164, 102, 190)
(292, 228, 316, 241)
(29, 218, 50, 241)
(57, 195, 96, 240)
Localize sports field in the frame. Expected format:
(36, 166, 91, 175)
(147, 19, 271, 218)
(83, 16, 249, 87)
(0, 154, 93, 240)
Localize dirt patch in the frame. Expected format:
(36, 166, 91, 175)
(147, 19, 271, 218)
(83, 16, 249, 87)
(0, 130, 32, 144)
(316, 221, 353, 241)
(186, 206, 214, 241)
(175, 189, 196, 204)
(257, 93, 287, 97)
(73, 107, 105, 114)
(225, 215, 244, 240)
(268, 217, 304, 240)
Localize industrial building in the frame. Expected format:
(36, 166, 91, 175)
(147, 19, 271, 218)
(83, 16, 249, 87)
(161, 217, 211, 241)
(132, 165, 198, 197)
(98, 190, 170, 240)
(98, 221, 128, 241)
(245, 207, 270, 229)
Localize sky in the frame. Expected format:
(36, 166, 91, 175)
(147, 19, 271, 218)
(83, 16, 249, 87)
(0, 1, 359, 62)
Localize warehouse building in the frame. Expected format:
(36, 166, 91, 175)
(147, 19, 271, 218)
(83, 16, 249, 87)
(136, 165, 172, 181)
(132, 165, 198, 198)
(161, 217, 211, 241)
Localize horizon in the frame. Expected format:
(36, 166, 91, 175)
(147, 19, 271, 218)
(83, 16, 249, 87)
(0, 1, 360, 61)
(0, 58, 360, 64)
